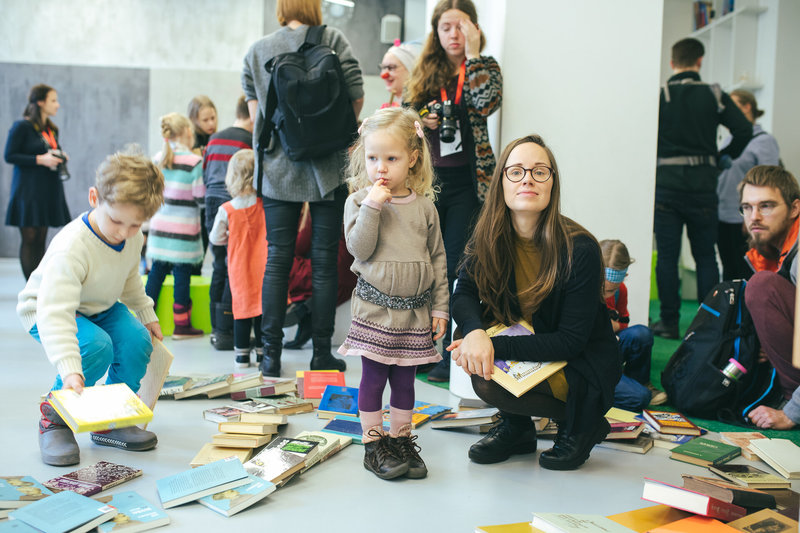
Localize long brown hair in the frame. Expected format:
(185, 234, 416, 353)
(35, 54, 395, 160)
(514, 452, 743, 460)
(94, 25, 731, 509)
(23, 84, 57, 133)
(405, 0, 485, 108)
(462, 135, 596, 325)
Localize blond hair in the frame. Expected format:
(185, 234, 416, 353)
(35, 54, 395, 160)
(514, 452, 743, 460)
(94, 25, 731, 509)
(159, 112, 192, 169)
(225, 149, 256, 198)
(95, 146, 164, 220)
(347, 107, 437, 200)
(599, 239, 634, 270)
(276, 0, 322, 26)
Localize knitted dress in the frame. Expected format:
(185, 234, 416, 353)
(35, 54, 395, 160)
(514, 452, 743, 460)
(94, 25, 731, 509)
(338, 188, 449, 366)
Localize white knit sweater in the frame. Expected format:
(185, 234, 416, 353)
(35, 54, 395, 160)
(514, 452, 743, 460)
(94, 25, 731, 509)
(17, 215, 158, 380)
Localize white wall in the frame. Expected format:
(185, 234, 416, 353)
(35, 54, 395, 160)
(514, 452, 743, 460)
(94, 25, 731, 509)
(501, 0, 664, 325)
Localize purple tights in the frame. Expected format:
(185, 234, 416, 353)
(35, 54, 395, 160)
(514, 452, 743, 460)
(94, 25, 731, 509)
(358, 357, 416, 411)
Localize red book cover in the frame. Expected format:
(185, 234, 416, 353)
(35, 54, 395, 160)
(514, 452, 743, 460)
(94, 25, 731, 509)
(302, 371, 345, 399)
(642, 477, 747, 521)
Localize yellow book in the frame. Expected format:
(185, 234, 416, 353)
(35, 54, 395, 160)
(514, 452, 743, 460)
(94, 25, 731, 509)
(218, 422, 278, 435)
(474, 522, 542, 532)
(606, 504, 692, 532)
(190, 443, 253, 468)
(49, 383, 153, 433)
(212, 433, 272, 448)
(486, 321, 567, 398)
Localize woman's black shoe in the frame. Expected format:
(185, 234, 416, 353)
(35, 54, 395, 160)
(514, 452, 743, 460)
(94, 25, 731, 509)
(284, 314, 312, 349)
(468, 415, 537, 464)
(426, 358, 450, 382)
(258, 345, 282, 377)
(538, 418, 610, 471)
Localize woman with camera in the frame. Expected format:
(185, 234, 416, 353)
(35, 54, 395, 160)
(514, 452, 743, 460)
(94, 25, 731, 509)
(4, 83, 72, 280)
(405, 0, 502, 382)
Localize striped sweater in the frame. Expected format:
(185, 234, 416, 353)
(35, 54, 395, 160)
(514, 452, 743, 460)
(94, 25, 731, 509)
(147, 148, 206, 264)
(464, 55, 502, 202)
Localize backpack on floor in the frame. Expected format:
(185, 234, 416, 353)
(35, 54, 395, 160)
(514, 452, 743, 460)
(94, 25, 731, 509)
(258, 24, 358, 167)
(660, 279, 782, 423)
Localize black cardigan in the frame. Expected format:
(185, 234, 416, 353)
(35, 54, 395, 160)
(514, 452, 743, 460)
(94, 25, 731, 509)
(452, 233, 622, 433)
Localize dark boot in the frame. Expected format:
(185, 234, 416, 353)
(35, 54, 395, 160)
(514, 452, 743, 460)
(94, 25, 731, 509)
(468, 413, 537, 464)
(210, 303, 234, 350)
(39, 399, 80, 466)
(650, 320, 679, 340)
(538, 418, 610, 471)
(173, 301, 204, 339)
(426, 357, 450, 383)
(258, 344, 282, 377)
(234, 347, 251, 369)
(390, 425, 427, 479)
(310, 337, 346, 371)
(363, 428, 409, 480)
(284, 313, 312, 350)
(254, 345, 265, 364)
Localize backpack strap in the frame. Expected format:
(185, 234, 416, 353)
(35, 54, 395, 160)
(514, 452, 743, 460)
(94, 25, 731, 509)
(303, 25, 326, 48)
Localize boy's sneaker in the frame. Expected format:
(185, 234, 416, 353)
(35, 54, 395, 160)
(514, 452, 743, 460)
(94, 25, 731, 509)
(234, 347, 251, 369)
(39, 400, 80, 466)
(91, 426, 157, 451)
(390, 425, 427, 479)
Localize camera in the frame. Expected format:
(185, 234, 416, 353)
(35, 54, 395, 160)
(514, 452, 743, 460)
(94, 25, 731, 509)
(421, 100, 457, 143)
(51, 150, 70, 182)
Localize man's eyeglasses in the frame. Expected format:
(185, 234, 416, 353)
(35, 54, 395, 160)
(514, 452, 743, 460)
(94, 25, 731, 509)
(739, 201, 782, 217)
(503, 165, 553, 183)
(378, 64, 398, 72)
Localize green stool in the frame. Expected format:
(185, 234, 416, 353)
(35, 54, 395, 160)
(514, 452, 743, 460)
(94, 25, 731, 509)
(142, 275, 212, 336)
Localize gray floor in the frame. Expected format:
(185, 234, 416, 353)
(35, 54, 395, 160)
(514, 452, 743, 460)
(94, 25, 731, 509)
(1, 257, 797, 532)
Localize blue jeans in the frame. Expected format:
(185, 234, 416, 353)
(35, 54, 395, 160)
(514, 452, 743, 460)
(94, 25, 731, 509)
(612, 325, 655, 411)
(30, 302, 153, 392)
(654, 184, 720, 323)
(145, 261, 192, 307)
(260, 186, 346, 346)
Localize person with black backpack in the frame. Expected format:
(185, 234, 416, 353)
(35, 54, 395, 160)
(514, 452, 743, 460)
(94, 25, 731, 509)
(241, 0, 364, 377)
(740, 166, 800, 430)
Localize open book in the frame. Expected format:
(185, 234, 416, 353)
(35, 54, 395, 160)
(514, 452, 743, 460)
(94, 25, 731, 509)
(486, 320, 566, 398)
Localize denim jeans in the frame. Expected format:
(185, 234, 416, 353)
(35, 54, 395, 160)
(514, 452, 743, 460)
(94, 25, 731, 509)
(654, 184, 720, 323)
(260, 186, 346, 346)
(205, 195, 232, 326)
(30, 302, 153, 392)
(145, 261, 193, 307)
(612, 325, 655, 411)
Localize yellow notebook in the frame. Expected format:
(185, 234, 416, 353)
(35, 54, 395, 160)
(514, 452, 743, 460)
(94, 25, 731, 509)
(49, 383, 154, 433)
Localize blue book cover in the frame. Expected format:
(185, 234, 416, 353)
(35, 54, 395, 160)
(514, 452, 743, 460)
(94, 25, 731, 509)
(318, 385, 359, 416)
(156, 457, 249, 509)
(0, 521, 40, 532)
(9, 490, 117, 533)
(198, 474, 276, 517)
(0, 476, 54, 507)
(321, 415, 363, 444)
(96, 491, 169, 532)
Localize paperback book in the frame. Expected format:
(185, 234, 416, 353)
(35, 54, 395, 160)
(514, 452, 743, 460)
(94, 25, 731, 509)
(48, 384, 153, 433)
(134, 338, 173, 416)
(321, 415, 364, 444)
(317, 385, 359, 419)
(208, 372, 263, 399)
(648, 515, 739, 532)
(642, 409, 701, 436)
(708, 464, 792, 489)
(229, 378, 296, 401)
(531, 512, 638, 533)
(243, 444, 307, 485)
(156, 457, 250, 509)
(293, 430, 351, 470)
(747, 438, 800, 479)
(606, 504, 692, 532)
(431, 408, 500, 429)
(203, 406, 244, 423)
(218, 422, 278, 435)
(718, 431, 766, 460)
(95, 491, 169, 532)
(159, 376, 193, 398)
(250, 394, 314, 415)
(173, 374, 233, 400)
(727, 508, 799, 532)
(227, 400, 277, 414)
(642, 477, 747, 521)
(190, 444, 253, 468)
(197, 474, 275, 517)
(9, 490, 118, 533)
(605, 421, 645, 440)
(212, 433, 272, 449)
(596, 435, 654, 454)
(669, 437, 740, 467)
(0, 476, 53, 508)
(301, 371, 346, 399)
(44, 461, 142, 496)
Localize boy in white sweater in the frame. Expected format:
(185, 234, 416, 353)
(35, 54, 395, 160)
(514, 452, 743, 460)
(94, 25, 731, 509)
(17, 149, 165, 466)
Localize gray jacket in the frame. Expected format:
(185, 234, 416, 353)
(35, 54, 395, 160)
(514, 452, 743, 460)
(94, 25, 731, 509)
(242, 25, 363, 202)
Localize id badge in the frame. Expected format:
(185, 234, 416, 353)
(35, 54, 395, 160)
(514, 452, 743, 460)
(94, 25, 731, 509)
(439, 125, 463, 158)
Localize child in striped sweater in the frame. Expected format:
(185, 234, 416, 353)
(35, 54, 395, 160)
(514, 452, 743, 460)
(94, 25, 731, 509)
(145, 113, 206, 338)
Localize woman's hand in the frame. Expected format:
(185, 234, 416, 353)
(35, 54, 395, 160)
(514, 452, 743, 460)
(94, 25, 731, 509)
(36, 151, 62, 170)
(366, 178, 392, 204)
(62, 373, 85, 394)
(431, 317, 447, 341)
(421, 100, 440, 130)
(459, 18, 481, 60)
(145, 321, 164, 341)
(447, 329, 494, 380)
(748, 405, 796, 430)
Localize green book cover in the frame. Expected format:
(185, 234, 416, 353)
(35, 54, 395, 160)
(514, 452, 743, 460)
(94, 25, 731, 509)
(671, 437, 740, 465)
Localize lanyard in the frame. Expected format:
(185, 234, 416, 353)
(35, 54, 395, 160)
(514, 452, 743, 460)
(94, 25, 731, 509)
(41, 128, 57, 150)
(440, 61, 466, 105)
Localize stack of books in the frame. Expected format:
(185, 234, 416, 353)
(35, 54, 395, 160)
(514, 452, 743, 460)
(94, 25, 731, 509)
(170, 374, 234, 400)
(227, 375, 296, 401)
(293, 430, 353, 472)
(192, 411, 289, 468)
(640, 409, 702, 450)
(296, 370, 345, 407)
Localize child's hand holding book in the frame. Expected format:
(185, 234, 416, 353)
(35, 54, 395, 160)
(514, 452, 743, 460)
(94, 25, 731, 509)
(63, 373, 85, 394)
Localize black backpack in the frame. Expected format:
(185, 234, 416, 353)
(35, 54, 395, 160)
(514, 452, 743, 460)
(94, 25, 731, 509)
(661, 279, 782, 423)
(258, 25, 357, 166)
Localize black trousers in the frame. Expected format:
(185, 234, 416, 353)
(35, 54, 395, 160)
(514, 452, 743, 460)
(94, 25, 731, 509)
(717, 221, 751, 281)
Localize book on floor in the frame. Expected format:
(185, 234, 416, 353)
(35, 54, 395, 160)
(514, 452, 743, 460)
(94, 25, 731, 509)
(197, 474, 275, 517)
(597, 435, 654, 454)
(265, 437, 320, 471)
(410, 400, 452, 419)
(293, 430, 350, 470)
(641, 409, 701, 436)
(135, 338, 173, 417)
(44, 461, 142, 496)
(0, 476, 53, 508)
(718, 431, 767, 461)
(218, 421, 278, 435)
(317, 385, 359, 419)
(227, 400, 277, 414)
(458, 397, 490, 410)
(250, 394, 314, 415)
(531, 512, 638, 533)
(708, 463, 792, 489)
(321, 415, 364, 444)
(431, 408, 500, 429)
(474, 522, 536, 532)
(229, 378, 296, 401)
(203, 406, 244, 423)
(605, 407, 640, 424)
(669, 437, 740, 467)
(647, 515, 739, 532)
(95, 491, 169, 532)
(9, 490, 118, 533)
(238, 412, 288, 425)
(156, 457, 249, 509)
(243, 443, 308, 485)
(173, 374, 233, 400)
(301, 371, 346, 399)
(159, 376, 193, 398)
(381, 410, 431, 430)
(48, 383, 153, 433)
(212, 433, 273, 449)
(208, 372, 264, 399)
(605, 421, 645, 440)
(761, 487, 800, 510)
(0, 520, 39, 531)
(606, 504, 692, 533)
(641, 424, 696, 450)
(746, 438, 800, 479)
(190, 443, 253, 468)
(486, 321, 567, 398)
(680, 474, 776, 509)
(641, 477, 747, 521)
(726, 507, 799, 532)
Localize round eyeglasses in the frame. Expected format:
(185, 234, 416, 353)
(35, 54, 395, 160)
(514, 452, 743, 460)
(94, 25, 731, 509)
(503, 165, 553, 183)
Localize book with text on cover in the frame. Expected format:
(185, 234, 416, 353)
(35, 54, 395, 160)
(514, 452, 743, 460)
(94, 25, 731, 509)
(250, 394, 314, 415)
(641, 477, 747, 521)
(727, 508, 799, 532)
(243, 444, 307, 485)
(0, 476, 53, 508)
(159, 376, 193, 398)
(156, 457, 250, 509)
(708, 463, 792, 489)
(44, 461, 142, 496)
(531, 512, 638, 532)
(208, 372, 263, 399)
(486, 321, 567, 398)
(95, 491, 170, 532)
(669, 437, 740, 467)
(49, 383, 153, 433)
(203, 406, 244, 423)
(680, 474, 776, 509)
(302, 371, 346, 399)
(198, 474, 275, 517)
(317, 385, 359, 419)
(173, 374, 233, 400)
(9, 490, 118, 533)
(293, 430, 351, 471)
(642, 410, 701, 436)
